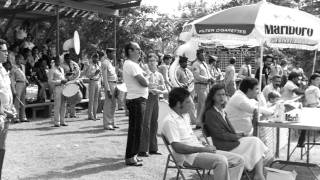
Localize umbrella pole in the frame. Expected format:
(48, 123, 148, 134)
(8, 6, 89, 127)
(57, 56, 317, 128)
(257, 42, 264, 135)
(312, 50, 317, 74)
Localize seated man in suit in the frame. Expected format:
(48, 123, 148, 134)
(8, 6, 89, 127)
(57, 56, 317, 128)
(202, 84, 268, 180)
(160, 87, 245, 180)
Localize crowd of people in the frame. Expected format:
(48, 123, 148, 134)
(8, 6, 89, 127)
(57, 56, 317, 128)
(0, 34, 319, 180)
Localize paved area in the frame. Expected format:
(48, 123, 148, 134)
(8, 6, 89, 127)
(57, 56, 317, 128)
(2, 109, 320, 180)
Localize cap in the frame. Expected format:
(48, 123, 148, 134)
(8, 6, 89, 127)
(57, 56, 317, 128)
(209, 55, 218, 61)
(106, 48, 116, 53)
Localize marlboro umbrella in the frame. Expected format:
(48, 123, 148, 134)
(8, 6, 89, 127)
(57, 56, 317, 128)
(179, 0, 320, 50)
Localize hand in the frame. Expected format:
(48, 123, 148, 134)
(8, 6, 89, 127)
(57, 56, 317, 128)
(201, 145, 216, 153)
(95, 69, 100, 75)
(107, 90, 112, 99)
(236, 132, 245, 138)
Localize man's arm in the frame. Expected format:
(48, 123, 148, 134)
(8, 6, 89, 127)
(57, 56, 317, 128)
(171, 142, 216, 154)
(292, 88, 305, 95)
(192, 64, 209, 82)
(135, 74, 148, 87)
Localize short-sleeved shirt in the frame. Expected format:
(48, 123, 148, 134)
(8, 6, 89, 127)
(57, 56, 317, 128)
(192, 60, 211, 83)
(161, 109, 203, 166)
(123, 59, 148, 99)
(281, 80, 299, 100)
(176, 67, 194, 85)
(262, 83, 281, 100)
(0, 64, 13, 109)
(304, 85, 320, 107)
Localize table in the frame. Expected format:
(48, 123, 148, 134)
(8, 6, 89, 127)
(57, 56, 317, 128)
(258, 108, 320, 179)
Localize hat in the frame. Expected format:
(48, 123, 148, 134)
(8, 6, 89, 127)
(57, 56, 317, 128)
(209, 55, 218, 61)
(106, 48, 116, 53)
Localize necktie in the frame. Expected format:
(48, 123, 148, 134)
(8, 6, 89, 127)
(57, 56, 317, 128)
(201, 61, 210, 78)
(247, 65, 250, 77)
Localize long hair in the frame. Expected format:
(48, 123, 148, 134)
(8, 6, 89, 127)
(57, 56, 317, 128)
(201, 83, 225, 123)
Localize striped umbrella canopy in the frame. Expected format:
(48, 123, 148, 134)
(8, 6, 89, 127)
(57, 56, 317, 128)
(179, 0, 320, 50)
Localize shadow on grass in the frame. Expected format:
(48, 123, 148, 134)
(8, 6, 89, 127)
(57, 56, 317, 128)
(9, 126, 56, 132)
(20, 157, 125, 180)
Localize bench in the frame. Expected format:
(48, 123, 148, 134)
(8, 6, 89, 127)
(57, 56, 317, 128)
(25, 101, 54, 120)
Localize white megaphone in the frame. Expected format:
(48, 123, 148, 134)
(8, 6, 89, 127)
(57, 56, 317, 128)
(63, 31, 80, 55)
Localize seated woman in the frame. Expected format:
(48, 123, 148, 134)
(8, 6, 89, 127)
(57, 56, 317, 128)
(202, 84, 268, 180)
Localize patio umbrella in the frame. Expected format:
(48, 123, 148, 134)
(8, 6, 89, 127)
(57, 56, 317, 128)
(179, 0, 320, 50)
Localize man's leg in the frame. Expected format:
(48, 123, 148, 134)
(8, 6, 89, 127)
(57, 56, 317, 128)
(103, 83, 117, 128)
(139, 94, 154, 153)
(93, 82, 101, 119)
(149, 96, 159, 153)
(59, 91, 67, 125)
(195, 84, 208, 127)
(0, 121, 9, 179)
(19, 83, 26, 121)
(88, 81, 95, 119)
(191, 152, 230, 180)
(53, 87, 62, 126)
(13, 85, 20, 122)
(217, 150, 245, 180)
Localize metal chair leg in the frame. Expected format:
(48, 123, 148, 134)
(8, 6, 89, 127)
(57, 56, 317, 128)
(163, 156, 170, 180)
(176, 170, 180, 180)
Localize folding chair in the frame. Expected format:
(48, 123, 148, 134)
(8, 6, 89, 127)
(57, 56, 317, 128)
(161, 134, 207, 180)
(202, 125, 252, 180)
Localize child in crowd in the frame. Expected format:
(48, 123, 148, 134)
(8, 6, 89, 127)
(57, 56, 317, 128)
(267, 91, 281, 107)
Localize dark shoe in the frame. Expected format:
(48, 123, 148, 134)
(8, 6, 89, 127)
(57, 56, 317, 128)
(136, 158, 143, 162)
(125, 161, 143, 166)
(149, 151, 162, 155)
(54, 124, 60, 127)
(138, 152, 149, 157)
(113, 125, 119, 128)
(88, 117, 94, 120)
(194, 126, 202, 130)
(94, 118, 100, 121)
(70, 115, 79, 118)
(61, 123, 68, 126)
(118, 108, 124, 110)
(12, 118, 20, 123)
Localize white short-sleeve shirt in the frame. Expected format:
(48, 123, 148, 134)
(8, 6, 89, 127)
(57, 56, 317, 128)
(305, 85, 320, 107)
(161, 109, 203, 166)
(123, 59, 148, 99)
(281, 80, 299, 100)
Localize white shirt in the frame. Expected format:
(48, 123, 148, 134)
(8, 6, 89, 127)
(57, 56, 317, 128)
(225, 90, 273, 135)
(0, 64, 12, 109)
(262, 83, 281, 100)
(281, 80, 299, 100)
(123, 59, 148, 99)
(48, 66, 66, 86)
(304, 85, 320, 107)
(161, 109, 203, 166)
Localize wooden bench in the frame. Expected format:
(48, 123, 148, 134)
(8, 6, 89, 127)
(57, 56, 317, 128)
(25, 101, 54, 120)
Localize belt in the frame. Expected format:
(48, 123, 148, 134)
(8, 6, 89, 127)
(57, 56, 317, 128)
(108, 81, 117, 83)
(16, 81, 26, 83)
(195, 82, 209, 85)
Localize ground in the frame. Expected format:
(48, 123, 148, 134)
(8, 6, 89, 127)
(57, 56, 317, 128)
(2, 109, 320, 180)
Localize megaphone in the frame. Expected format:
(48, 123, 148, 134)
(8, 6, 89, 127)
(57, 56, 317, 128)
(63, 31, 80, 55)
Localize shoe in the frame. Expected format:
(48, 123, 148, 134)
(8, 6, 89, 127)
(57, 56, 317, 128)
(88, 117, 94, 120)
(138, 152, 149, 157)
(61, 123, 68, 126)
(20, 118, 30, 122)
(104, 125, 115, 130)
(12, 118, 20, 123)
(118, 108, 124, 110)
(136, 158, 143, 162)
(194, 126, 202, 130)
(125, 161, 143, 166)
(94, 117, 100, 121)
(149, 151, 162, 155)
(113, 125, 119, 128)
(70, 115, 79, 118)
(54, 124, 60, 127)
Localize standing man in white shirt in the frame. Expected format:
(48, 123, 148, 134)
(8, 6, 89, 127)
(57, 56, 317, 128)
(49, 57, 68, 127)
(87, 53, 101, 121)
(101, 48, 118, 130)
(161, 87, 245, 180)
(225, 78, 274, 136)
(237, 56, 252, 80)
(281, 72, 305, 100)
(0, 39, 17, 178)
(225, 57, 237, 97)
(123, 42, 149, 166)
(192, 49, 213, 129)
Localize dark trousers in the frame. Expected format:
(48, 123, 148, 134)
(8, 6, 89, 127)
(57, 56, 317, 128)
(125, 97, 146, 159)
(139, 94, 159, 153)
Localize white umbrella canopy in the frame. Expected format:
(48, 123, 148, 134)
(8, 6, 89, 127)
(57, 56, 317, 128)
(179, 0, 320, 50)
